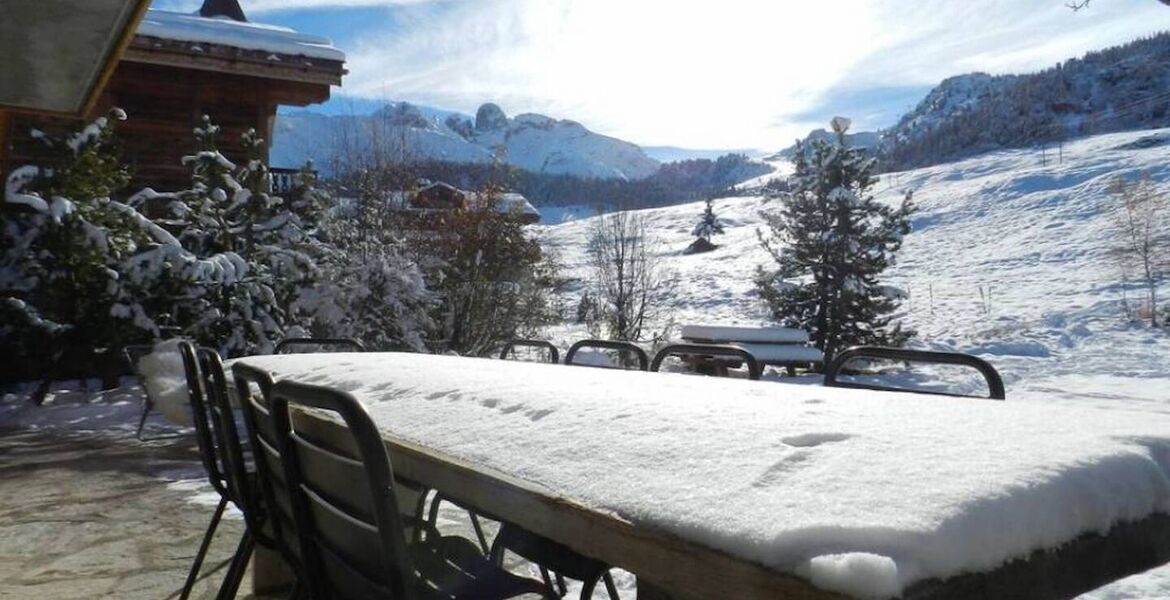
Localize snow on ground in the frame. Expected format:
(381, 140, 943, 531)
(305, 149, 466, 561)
(536, 127, 1170, 596)
(241, 352, 1170, 599)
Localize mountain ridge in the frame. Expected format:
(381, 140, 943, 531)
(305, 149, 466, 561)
(272, 102, 660, 180)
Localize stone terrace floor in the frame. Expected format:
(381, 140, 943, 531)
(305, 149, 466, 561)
(0, 425, 261, 599)
(0, 385, 561, 600)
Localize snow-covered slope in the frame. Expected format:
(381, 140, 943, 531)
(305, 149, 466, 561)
(272, 102, 660, 180)
(541, 126, 1170, 408)
(539, 126, 1170, 595)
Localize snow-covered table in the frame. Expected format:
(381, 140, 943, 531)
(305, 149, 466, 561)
(236, 352, 1170, 599)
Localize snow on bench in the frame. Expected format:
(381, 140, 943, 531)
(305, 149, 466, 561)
(731, 342, 825, 364)
(680, 325, 810, 344)
(681, 324, 824, 374)
(237, 352, 1170, 599)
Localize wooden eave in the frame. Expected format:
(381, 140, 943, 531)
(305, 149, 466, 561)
(122, 34, 346, 87)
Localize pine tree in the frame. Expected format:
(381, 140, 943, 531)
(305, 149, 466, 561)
(692, 197, 725, 243)
(292, 167, 435, 352)
(755, 117, 915, 361)
(154, 117, 305, 355)
(0, 110, 186, 381)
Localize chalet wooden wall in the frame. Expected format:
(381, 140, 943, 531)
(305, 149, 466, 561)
(3, 60, 330, 194)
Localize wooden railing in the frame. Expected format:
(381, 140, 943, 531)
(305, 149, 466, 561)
(269, 167, 311, 195)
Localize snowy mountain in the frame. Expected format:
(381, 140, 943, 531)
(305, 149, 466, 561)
(880, 32, 1170, 170)
(271, 102, 661, 180)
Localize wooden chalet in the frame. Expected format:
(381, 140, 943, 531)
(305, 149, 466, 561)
(1, 0, 345, 193)
(402, 182, 542, 224)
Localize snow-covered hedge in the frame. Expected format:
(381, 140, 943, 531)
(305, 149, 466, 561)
(1, 112, 434, 380)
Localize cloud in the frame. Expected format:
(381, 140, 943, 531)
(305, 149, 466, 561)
(155, 0, 1170, 149)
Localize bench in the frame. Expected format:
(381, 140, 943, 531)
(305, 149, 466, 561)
(679, 325, 824, 376)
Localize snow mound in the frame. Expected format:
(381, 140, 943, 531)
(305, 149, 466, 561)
(136, 339, 191, 427)
(798, 553, 900, 600)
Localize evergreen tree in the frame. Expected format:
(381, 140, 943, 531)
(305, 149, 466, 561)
(428, 181, 561, 355)
(153, 117, 307, 355)
(296, 168, 435, 352)
(692, 197, 725, 242)
(0, 110, 185, 380)
(755, 117, 915, 361)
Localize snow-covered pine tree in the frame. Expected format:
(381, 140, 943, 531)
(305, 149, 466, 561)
(298, 168, 435, 352)
(0, 110, 185, 381)
(153, 117, 300, 355)
(755, 117, 915, 361)
(686, 197, 725, 254)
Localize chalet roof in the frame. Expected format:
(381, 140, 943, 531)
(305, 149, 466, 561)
(135, 10, 345, 62)
(123, 9, 345, 87)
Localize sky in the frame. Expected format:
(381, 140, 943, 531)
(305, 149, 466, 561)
(151, 0, 1170, 151)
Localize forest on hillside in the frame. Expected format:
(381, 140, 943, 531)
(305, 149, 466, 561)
(881, 32, 1170, 170)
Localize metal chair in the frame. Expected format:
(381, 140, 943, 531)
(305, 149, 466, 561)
(823, 346, 1006, 400)
(650, 343, 762, 380)
(564, 340, 648, 371)
(268, 380, 552, 600)
(274, 337, 366, 354)
(121, 344, 156, 439)
(176, 342, 251, 600)
(195, 348, 266, 599)
(490, 524, 621, 600)
(499, 339, 560, 364)
(233, 363, 311, 598)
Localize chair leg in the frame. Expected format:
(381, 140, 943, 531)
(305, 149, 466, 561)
(580, 571, 620, 600)
(215, 530, 254, 600)
(555, 573, 568, 596)
(135, 398, 152, 440)
(537, 565, 559, 597)
(413, 489, 431, 544)
(180, 496, 228, 600)
(602, 571, 620, 600)
(579, 573, 598, 599)
(468, 511, 490, 555)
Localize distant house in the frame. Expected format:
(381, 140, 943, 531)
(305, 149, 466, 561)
(398, 182, 541, 224)
(1, 0, 345, 193)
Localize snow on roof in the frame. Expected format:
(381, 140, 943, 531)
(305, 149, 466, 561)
(135, 10, 345, 62)
(491, 192, 540, 218)
(238, 352, 1170, 598)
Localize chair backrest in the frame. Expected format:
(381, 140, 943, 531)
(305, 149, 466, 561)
(498, 339, 560, 364)
(270, 380, 414, 600)
(177, 341, 229, 498)
(121, 344, 154, 376)
(564, 339, 649, 371)
(650, 343, 762, 380)
(275, 337, 366, 354)
(233, 362, 302, 566)
(196, 348, 271, 545)
(823, 346, 1006, 400)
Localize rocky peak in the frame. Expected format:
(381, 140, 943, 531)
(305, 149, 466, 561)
(475, 103, 509, 132)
